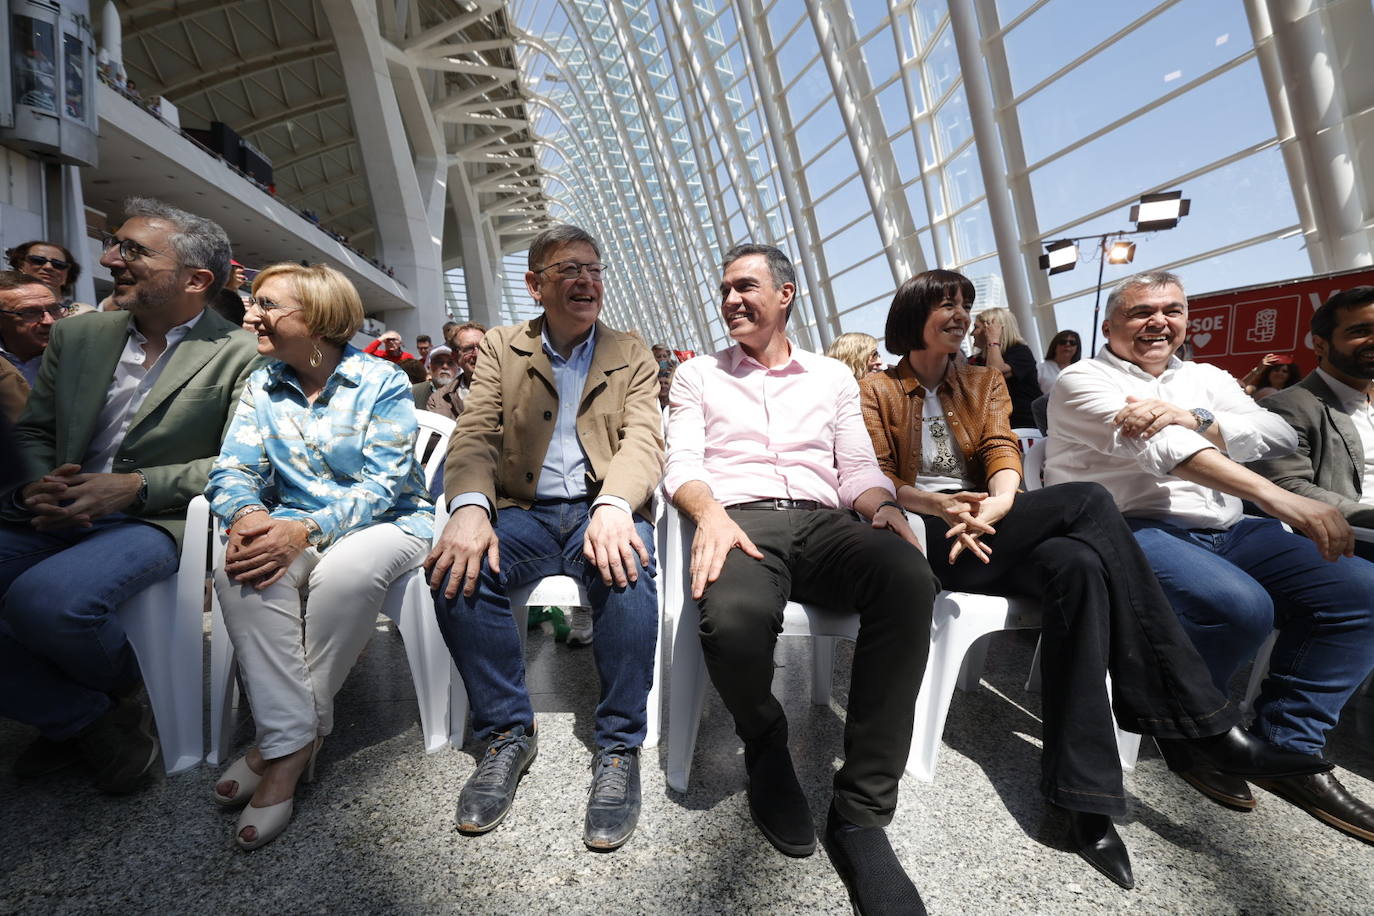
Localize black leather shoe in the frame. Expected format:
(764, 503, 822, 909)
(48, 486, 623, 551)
(1155, 738, 1255, 811)
(456, 725, 537, 834)
(822, 803, 926, 915)
(73, 696, 158, 795)
(583, 746, 640, 851)
(1067, 810, 1134, 890)
(1183, 726, 1333, 779)
(1252, 771, 1374, 844)
(744, 740, 815, 856)
(14, 735, 82, 779)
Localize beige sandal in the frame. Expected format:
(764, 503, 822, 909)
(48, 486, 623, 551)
(213, 753, 263, 808)
(233, 738, 322, 852)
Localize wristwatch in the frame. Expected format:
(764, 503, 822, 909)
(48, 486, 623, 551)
(877, 499, 903, 515)
(1189, 407, 1215, 434)
(299, 517, 324, 546)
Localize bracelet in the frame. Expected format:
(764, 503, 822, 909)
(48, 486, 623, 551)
(877, 499, 903, 514)
(131, 471, 148, 510)
(986, 341, 1002, 347)
(228, 505, 267, 527)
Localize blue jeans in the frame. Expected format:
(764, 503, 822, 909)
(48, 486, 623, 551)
(431, 499, 658, 749)
(0, 517, 178, 739)
(1130, 516, 1374, 755)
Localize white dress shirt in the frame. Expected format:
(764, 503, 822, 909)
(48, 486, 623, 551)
(82, 311, 203, 474)
(1314, 367, 1374, 507)
(1046, 346, 1296, 529)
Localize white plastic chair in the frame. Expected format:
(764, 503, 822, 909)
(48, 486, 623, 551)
(1013, 426, 1045, 454)
(208, 409, 462, 763)
(118, 494, 212, 774)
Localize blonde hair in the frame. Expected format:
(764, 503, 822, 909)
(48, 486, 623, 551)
(825, 332, 880, 382)
(251, 263, 363, 346)
(973, 307, 1025, 351)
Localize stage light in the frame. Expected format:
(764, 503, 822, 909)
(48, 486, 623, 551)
(1106, 240, 1136, 264)
(1129, 190, 1190, 231)
(1038, 239, 1078, 275)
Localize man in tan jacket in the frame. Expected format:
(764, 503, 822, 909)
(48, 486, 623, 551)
(426, 225, 663, 851)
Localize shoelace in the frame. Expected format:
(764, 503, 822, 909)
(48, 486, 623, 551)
(589, 751, 631, 804)
(469, 732, 527, 790)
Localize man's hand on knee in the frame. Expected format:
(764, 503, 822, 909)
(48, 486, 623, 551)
(583, 504, 649, 588)
(689, 504, 764, 600)
(1257, 489, 1355, 562)
(426, 505, 500, 599)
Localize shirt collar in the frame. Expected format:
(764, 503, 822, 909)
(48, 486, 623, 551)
(541, 321, 597, 365)
(1095, 343, 1182, 380)
(265, 343, 366, 397)
(725, 339, 804, 374)
(1315, 367, 1372, 411)
(127, 308, 204, 345)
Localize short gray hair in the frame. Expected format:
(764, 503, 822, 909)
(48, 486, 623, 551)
(721, 243, 796, 291)
(528, 224, 601, 272)
(124, 196, 232, 298)
(1105, 270, 1185, 317)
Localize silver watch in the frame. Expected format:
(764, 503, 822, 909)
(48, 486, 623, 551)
(1189, 407, 1214, 433)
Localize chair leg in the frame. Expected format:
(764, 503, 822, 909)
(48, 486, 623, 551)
(644, 608, 663, 749)
(1240, 630, 1278, 720)
(811, 636, 837, 706)
(906, 602, 998, 783)
(956, 635, 990, 693)
(1025, 633, 1043, 694)
(664, 592, 708, 793)
(389, 571, 452, 754)
(208, 589, 238, 767)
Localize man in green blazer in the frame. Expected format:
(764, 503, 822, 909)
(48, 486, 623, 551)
(0, 197, 258, 794)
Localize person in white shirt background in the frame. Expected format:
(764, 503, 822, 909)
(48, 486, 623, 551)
(1047, 270, 1374, 846)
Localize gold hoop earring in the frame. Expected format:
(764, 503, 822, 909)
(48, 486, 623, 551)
(309, 343, 322, 368)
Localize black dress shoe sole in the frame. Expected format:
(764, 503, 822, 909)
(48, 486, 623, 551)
(750, 803, 816, 857)
(1177, 770, 1257, 811)
(456, 749, 537, 836)
(1253, 779, 1374, 844)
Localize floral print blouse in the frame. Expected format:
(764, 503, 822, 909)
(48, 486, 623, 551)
(206, 345, 433, 548)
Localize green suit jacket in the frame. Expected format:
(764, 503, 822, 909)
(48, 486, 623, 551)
(8, 308, 260, 546)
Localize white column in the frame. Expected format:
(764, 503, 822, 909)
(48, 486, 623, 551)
(1245, 0, 1374, 271)
(321, 0, 444, 338)
(447, 163, 502, 328)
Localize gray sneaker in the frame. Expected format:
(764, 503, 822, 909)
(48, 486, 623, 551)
(567, 607, 594, 647)
(456, 725, 538, 834)
(73, 696, 159, 795)
(584, 746, 641, 850)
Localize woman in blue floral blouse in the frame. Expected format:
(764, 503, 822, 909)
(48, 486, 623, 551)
(205, 263, 433, 850)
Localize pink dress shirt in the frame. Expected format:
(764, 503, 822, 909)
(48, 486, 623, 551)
(664, 342, 895, 510)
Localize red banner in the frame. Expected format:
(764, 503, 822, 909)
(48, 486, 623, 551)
(1185, 266, 1374, 378)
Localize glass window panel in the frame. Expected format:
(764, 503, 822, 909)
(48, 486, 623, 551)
(916, 119, 937, 169)
(913, 0, 949, 48)
(794, 97, 844, 156)
(923, 27, 960, 101)
(933, 220, 954, 265)
(952, 201, 995, 260)
(905, 181, 931, 228)
(1004, 0, 1161, 96)
(823, 217, 884, 272)
(1027, 63, 1275, 232)
(847, 0, 891, 39)
(812, 174, 871, 238)
(894, 11, 917, 63)
(933, 89, 972, 160)
(877, 79, 910, 139)
(944, 145, 984, 211)
(804, 140, 857, 192)
(1016, 0, 1256, 163)
(862, 28, 899, 88)
(837, 298, 893, 340)
(830, 253, 897, 309)
(776, 27, 820, 88)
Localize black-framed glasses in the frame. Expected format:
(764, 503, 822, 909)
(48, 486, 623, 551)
(456, 343, 481, 353)
(245, 296, 300, 315)
(100, 233, 167, 263)
(0, 304, 70, 322)
(535, 259, 607, 281)
(24, 254, 71, 271)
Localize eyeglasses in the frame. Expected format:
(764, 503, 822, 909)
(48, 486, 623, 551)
(0, 304, 70, 322)
(24, 254, 70, 271)
(456, 344, 481, 353)
(535, 259, 607, 281)
(245, 296, 301, 315)
(100, 234, 167, 263)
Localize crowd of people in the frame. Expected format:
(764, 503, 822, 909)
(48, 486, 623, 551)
(3, 197, 1374, 914)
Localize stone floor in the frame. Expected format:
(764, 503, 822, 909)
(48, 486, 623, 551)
(2, 621, 1372, 915)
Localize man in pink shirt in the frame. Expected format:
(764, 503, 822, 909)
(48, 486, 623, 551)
(665, 244, 935, 914)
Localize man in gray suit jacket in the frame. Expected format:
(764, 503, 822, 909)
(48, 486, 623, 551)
(1250, 286, 1374, 560)
(0, 198, 258, 794)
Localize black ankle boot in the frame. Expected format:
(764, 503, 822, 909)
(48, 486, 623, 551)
(1066, 810, 1134, 890)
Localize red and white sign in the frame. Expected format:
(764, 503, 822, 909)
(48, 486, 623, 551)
(1185, 266, 1374, 378)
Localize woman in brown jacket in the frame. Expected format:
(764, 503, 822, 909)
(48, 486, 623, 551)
(859, 270, 1325, 892)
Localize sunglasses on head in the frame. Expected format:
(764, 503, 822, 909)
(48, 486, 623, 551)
(25, 254, 70, 271)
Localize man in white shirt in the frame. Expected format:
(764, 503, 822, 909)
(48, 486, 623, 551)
(1249, 287, 1374, 556)
(0, 198, 258, 794)
(665, 244, 934, 914)
(1047, 270, 1374, 843)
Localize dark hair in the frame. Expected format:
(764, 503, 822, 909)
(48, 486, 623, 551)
(123, 196, 232, 298)
(416, 334, 431, 344)
(1311, 286, 1374, 342)
(7, 240, 81, 295)
(884, 269, 976, 354)
(528, 224, 601, 272)
(211, 288, 246, 326)
(1043, 329, 1082, 362)
(1255, 361, 1303, 390)
(720, 243, 796, 292)
(397, 357, 428, 384)
(0, 269, 52, 294)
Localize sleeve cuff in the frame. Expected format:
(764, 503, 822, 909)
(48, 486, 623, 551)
(592, 494, 633, 517)
(448, 491, 494, 519)
(1217, 417, 1266, 464)
(1140, 426, 1214, 475)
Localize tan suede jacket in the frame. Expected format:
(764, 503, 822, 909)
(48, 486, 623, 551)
(859, 356, 1023, 491)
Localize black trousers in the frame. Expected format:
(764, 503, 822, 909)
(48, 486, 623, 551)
(921, 481, 1238, 816)
(697, 507, 937, 828)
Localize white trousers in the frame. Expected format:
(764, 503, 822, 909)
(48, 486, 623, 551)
(214, 523, 429, 759)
